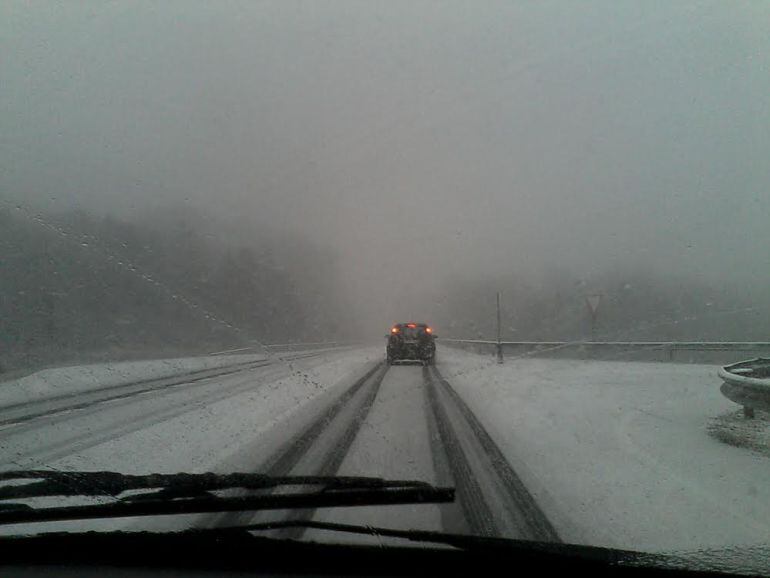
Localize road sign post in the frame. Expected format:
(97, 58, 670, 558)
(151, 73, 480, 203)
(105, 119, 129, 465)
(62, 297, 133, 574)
(585, 294, 602, 341)
(496, 292, 503, 364)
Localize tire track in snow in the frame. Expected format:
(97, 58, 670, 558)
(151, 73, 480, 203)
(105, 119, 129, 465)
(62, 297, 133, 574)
(424, 366, 498, 537)
(211, 362, 387, 531)
(0, 360, 272, 429)
(0, 352, 324, 431)
(425, 366, 560, 542)
(0, 363, 294, 469)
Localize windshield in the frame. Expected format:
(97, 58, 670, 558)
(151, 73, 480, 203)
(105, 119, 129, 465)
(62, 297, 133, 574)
(2, 1, 769, 575)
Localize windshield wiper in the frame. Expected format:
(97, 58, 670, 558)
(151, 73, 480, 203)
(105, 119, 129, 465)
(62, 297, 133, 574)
(0, 470, 454, 526)
(0, 520, 655, 570)
(219, 519, 640, 561)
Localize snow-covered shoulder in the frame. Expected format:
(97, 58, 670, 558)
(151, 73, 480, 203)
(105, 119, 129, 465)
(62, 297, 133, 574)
(0, 354, 272, 409)
(436, 346, 770, 554)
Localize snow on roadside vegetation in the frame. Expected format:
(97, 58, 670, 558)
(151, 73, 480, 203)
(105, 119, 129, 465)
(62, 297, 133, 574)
(437, 346, 770, 554)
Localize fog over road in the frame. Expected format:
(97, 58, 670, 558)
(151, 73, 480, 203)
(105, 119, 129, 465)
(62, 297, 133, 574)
(3, 1, 769, 336)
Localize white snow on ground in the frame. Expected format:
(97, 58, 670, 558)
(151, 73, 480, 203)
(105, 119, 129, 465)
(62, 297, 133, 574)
(437, 346, 770, 554)
(708, 409, 770, 458)
(50, 347, 383, 475)
(0, 347, 382, 536)
(0, 353, 269, 409)
(5, 344, 769, 560)
(307, 365, 444, 546)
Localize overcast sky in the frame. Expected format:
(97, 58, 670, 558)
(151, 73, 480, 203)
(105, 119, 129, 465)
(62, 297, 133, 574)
(2, 1, 769, 330)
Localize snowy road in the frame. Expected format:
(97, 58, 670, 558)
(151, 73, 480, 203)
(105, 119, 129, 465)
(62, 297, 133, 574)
(0, 351, 328, 468)
(1, 346, 769, 555)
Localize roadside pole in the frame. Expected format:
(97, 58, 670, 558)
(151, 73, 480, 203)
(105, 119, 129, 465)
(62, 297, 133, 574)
(586, 294, 602, 342)
(496, 292, 503, 364)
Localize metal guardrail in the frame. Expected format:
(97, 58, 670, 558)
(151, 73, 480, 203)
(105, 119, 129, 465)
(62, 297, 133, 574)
(718, 358, 770, 419)
(209, 342, 357, 356)
(439, 339, 770, 363)
(207, 347, 258, 356)
(264, 341, 358, 353)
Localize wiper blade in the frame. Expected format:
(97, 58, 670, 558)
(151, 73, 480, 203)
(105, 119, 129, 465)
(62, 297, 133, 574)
(228, 519, 627, 559)
(0, 527, 669, 575)
(0, 470, 453, 526)
(2, 520, 646, 567)
(0, 470, 437, 499)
